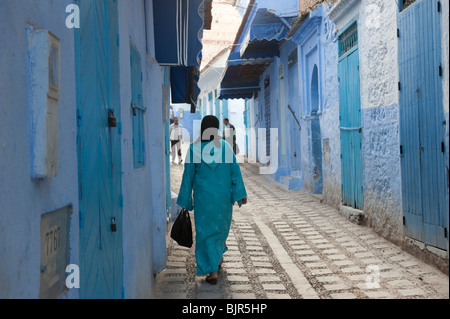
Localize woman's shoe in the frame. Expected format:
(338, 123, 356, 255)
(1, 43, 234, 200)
(206, 274, 218, 285)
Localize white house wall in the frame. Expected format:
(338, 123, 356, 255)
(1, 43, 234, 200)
(318, 10, 341, 208)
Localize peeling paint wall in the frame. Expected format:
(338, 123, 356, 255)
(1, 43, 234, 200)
(358, 0, 403, 243)
(361, 104, 402, 242)
(319, 9, 342, 208)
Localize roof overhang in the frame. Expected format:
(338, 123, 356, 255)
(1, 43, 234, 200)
(219, 58, 272, 100)
(241, 38, 284, 59)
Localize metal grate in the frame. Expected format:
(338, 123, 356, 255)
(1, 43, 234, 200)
(401, 0, 418, 12)
(339, 22, 358, 57)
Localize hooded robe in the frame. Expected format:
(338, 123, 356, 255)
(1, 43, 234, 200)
(177, 139, 247, 275)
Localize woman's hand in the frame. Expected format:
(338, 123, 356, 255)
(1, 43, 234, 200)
(239, 198, 248, 208)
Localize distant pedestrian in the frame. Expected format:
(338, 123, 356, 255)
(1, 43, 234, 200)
(177, 115, 248, 284)
(223, 118, 237, 154)
(169, 106, 175, 125)
(169, 117, 183, 164)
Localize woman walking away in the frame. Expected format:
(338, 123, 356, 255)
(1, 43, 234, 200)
(177, 116, 248, 284)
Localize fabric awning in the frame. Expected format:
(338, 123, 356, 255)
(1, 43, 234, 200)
(153, 0, 204, 67)
(219, 58, 272, 100)
(171, 66, 201, 106)
(238, 9, 292, 59)
(241, 39, 282, 59)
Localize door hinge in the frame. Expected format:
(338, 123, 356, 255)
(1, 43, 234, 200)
(403, 216, 406, 226)
(439, 65, 442, 77)
(442, 141, 445, 153)
(444, 228, 447, 239)
(398, 82, 401, 91)
(397, 28, 400, 38)
(79, 210, 85, 229)
(400, 145, 403, 155)
(438, 1, 441, 13)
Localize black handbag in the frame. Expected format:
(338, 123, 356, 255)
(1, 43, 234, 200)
(170, 209, 193, 248)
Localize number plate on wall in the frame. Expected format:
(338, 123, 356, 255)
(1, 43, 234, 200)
(39, 206, 72, 299)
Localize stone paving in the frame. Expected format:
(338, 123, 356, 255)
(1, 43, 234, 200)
(154, 161, 449, 299)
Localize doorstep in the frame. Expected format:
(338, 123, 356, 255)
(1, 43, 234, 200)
(339, 204, 364, 225)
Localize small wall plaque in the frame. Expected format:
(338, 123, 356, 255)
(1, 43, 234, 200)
(39, 206, 72, 299)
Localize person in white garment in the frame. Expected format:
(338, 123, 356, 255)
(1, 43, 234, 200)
(169, 117, 184, 164)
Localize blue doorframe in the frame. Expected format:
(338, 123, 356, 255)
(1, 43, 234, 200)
(75, 0, 123, 299)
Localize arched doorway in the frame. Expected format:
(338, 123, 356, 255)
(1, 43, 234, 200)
(310, 65, 323, 194)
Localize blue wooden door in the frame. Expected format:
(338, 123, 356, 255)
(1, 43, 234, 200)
(338, 22, 364, 210)
(288, 61, 302, 171)
(130, 42, 146, 169)
(264, 79, 271, 156)
(310, 65, 323, 194)
(75, 0, 123, 299)
(163, 67, 172, 220)
(398, 0, 448, 250)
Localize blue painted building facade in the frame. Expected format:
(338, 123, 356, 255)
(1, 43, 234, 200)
(0, 0, 207, 298)
(220, 0, 449, 268)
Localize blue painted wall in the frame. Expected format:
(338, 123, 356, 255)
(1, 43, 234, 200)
(0, 0, 169, 299)
(118, 0, 168, 298)
(0, 0, 79, 299)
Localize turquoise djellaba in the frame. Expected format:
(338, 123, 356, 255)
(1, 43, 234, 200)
(177, 139, 247, 276)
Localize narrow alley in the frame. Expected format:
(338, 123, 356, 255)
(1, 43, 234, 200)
(1, 0, 449, 302)
(154, 162, 449, 299)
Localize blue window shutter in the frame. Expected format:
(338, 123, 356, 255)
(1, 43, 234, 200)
(130, 41, 145, 169)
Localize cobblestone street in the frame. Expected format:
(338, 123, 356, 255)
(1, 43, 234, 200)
(154, 162, 449, 299)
